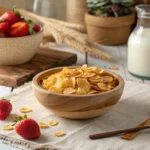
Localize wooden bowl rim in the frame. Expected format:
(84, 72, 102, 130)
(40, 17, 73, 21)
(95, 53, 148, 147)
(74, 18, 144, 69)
(32, 66, 124, 97)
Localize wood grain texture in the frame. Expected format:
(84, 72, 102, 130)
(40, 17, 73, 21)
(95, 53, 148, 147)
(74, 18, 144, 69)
(0, 48, 77, 88)
(32, 67, 124, 119)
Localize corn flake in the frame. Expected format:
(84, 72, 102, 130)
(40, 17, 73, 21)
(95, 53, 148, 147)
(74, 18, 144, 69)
(42, 65, 119, 95)
(20, 107, 32, 113)
(77, 78, 90, 93)
(97, 83, 108, 91)
(55, 132, 66, 137)
(63, 88, 76, 94)
(110, 65, 119, 70)
(38, 122, 49, 128)
(49, 120, 58, 126)
(3, 125, 13, 131)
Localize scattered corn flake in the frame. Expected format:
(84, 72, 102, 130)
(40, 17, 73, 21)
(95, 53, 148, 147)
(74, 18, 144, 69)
(38, 122, 49, 128)
(20, 107, 32, 113)
(110, 65, 119, 70)
(55, 132, 66, 137)
(49, 120, 58, 126)
(3, 125, 13, 131)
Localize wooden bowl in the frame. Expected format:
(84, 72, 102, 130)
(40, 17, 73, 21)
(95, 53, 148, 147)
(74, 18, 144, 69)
(32, 67, 124, 119)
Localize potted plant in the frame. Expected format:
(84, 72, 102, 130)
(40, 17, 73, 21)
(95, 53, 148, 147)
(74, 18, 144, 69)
(85, 0, 136, 45)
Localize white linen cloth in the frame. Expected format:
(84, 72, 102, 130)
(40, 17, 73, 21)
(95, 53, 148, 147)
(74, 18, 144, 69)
(0, 81, 150, 150)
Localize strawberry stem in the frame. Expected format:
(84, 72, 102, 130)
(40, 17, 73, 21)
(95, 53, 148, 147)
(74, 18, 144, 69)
(12, 5, 16, 12)
(27, 20, 36, 35)
(12, 115, 28, 126)
(0, 97, 10, 101)
(12, 5, 25, 21)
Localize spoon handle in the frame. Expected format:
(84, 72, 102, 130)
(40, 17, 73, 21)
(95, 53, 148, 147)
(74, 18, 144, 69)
(89, 126, 150, 140)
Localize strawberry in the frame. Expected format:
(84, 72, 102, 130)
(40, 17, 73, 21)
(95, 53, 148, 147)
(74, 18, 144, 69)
(8, 22, 29, 37)
(0, 98, 12, 120)
(0, 32, 8, 38)
(14, 115, 40, 140)
(0, 22, 10, 33)
(0, 11, 20, 24)
(33, 24, 40, 32)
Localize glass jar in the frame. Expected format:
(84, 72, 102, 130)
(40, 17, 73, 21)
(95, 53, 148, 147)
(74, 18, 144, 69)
(128, 5, 150, 79)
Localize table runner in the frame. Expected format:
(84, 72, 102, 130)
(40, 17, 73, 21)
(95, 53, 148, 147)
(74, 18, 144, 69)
(0, 81, 150, 150)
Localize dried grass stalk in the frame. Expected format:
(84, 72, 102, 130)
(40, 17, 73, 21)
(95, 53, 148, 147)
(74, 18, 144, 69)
(18, 9, 112, 60)
(42, 17, 87, 33)
(63, 36, 112, 60)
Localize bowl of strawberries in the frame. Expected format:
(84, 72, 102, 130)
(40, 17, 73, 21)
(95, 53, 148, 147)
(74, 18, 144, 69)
(0, 7, 43, 65)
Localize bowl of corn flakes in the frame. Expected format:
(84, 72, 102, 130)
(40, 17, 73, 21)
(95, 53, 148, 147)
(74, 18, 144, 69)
(32, 65, 124, 119)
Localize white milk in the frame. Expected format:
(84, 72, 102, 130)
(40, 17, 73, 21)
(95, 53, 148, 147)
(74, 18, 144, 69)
(128, 28, 150, 77)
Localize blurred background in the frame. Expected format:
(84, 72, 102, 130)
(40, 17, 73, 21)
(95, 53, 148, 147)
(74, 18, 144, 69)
(0, 0, 66, 20)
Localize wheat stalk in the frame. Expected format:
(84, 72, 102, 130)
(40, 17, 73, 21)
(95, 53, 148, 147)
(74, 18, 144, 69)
(18, 9, 112, 60)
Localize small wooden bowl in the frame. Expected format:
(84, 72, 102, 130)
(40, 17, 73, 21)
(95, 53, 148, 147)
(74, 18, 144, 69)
(32, 67, 124, 119)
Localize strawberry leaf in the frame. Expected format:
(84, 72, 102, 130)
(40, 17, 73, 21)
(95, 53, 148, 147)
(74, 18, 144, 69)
(12, 115, 27, 126)
(0, 97, 10, 101)
(24, 114, 27, 119)
(27, 20, 36, 35)
(12, 5, 25, 21)
(0, 20, 3, 23)
(12, 5, 16, 12)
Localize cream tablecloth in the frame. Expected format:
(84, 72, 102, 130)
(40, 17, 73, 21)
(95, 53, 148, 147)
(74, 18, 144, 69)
(0, 81, 150, 150)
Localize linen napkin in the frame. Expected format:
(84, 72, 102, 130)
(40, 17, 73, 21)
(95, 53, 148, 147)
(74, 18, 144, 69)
(0, 81, 150, 150)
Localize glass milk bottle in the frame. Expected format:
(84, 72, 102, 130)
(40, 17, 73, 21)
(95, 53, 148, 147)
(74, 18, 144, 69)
(128, 5, 150, 79)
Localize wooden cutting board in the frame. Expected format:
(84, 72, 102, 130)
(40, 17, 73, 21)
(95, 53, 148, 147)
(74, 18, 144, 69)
(0, 48, 77, 88)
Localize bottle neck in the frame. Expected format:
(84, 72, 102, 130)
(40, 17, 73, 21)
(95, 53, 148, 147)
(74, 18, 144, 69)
(137, 17, 150, 28)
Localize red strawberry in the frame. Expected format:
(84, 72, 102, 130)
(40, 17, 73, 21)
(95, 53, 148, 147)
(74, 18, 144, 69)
(0, 98, 12, 120)
(0, 22, 10, 33)
(14, 115, 40, 140)
(0, 31, 8, 38)
(33, 24, 40, 32)
(0, 11, 20, 24)
(8, 22, 29, 37)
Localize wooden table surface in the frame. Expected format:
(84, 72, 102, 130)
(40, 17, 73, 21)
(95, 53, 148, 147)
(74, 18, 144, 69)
(0, 43, 149, 150)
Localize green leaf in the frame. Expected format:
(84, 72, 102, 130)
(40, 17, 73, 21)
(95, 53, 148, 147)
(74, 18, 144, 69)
(12, 5, 16, 12)
(12, 115, 29, 126)
(24, 114, 27, 119)
(27, 20, 36, 35)
(18, 116, 23, 121)
(0, 20, 3, 23)
(12, 5, 26, 21)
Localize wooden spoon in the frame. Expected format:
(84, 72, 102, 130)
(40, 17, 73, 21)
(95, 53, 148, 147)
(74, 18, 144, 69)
(89, 126, 150, 140)
(121, 118, 150, 140)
